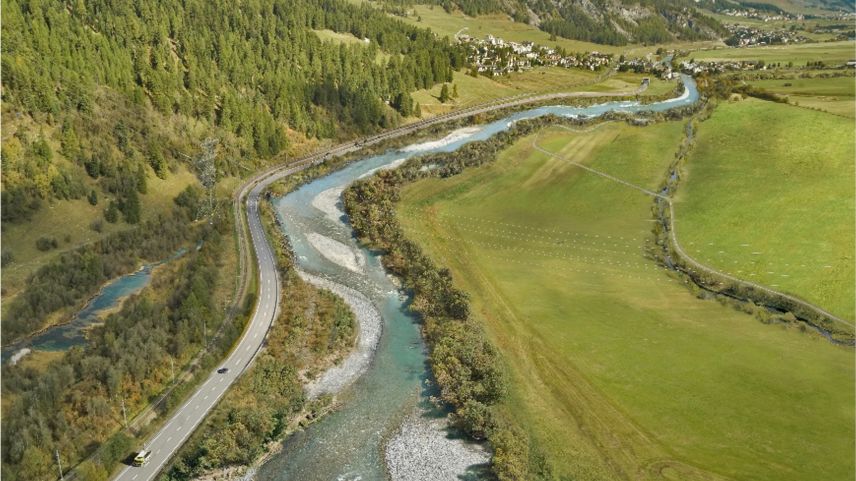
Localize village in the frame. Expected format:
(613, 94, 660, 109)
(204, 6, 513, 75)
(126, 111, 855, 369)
(724, 24, 810, 46)
(458, 34, 612, 76)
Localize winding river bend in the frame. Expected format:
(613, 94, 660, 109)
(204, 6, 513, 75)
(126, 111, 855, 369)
(260, 77, 699, 481)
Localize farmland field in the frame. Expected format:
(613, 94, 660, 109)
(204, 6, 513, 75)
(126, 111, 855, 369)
(691, 40, 855, 65)
(397, 121, 855, 481)
(750, 75, 855, 117)
(674, 98, 855, 320)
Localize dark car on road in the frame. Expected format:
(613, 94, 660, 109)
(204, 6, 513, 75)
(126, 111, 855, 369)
(217, 367, 229, 374)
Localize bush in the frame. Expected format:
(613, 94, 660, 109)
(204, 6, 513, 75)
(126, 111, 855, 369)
(35, 237, 58, 251)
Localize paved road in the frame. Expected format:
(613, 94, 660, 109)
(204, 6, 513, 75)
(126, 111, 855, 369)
(110, 83, 651, 481)
(112, 183, 282, 481)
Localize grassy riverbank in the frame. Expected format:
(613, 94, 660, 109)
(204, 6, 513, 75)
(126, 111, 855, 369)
(396, 121, 855, 481)
(674, 98, 855, 321)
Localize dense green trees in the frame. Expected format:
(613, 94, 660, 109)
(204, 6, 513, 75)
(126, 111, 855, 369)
(1, 0, 464, 223)
(1, 209, 231, 481)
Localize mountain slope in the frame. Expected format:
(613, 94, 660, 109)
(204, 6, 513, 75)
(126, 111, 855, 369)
(421, 0, 726, 45)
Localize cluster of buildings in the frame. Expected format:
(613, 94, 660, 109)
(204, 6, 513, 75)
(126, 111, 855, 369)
(718, 8, 802, 22)
(724, 25, 810, 46)
(617, 56, 677, 79)
(458, 34, 612, 76)
(679, 59, 770, 74)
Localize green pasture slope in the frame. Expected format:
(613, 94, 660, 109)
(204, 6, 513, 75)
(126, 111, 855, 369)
(397, 121, 854, 481)
(675, 98, 855, 321)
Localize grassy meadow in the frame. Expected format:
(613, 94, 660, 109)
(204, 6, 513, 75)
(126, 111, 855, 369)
(751, 75, 855, 117)
(674, 98, 855, 321)
(397, 121, 855, 481)
(691, 40, 855, 65)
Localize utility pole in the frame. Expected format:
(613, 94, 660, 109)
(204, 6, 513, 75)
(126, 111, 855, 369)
(121, 396, 128, 429)
(194, 138, 219, 221)
(55, 449, 64, 481)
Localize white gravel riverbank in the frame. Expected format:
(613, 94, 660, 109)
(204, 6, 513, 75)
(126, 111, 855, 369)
(400, 126, 481, 153)
(300, 271, 382, 399)
(385, 404, 490, 481)
(305, 232, 366, 274)
(311, 185, 346, 222)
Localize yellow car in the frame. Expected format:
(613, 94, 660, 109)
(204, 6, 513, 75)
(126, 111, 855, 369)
(132, 450, 151, 467)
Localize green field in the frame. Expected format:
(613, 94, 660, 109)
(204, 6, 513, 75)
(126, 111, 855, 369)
(398, 121, 854, 481)
(691, 40, 855, 65)
(751, 75, 855, 116)
(675, 98, 855, 320)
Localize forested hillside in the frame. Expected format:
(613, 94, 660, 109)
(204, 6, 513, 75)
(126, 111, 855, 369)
(385, 0, 725, 45)
(1, 0, 463, 226)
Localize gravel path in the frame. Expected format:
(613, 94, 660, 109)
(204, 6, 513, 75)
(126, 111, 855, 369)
(385, 404, 490, 481)
(300, 271, 382, 399)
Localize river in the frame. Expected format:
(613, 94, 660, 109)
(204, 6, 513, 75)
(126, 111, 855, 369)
(260, 76, 699, 481)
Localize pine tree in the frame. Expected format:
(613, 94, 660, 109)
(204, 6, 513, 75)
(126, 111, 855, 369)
(88, 189, 98, 206)
(104, 201, 119, 223)
(439, 84, 450, 103)
(123, 189, 141, 224)
(136, 166, 148, 194)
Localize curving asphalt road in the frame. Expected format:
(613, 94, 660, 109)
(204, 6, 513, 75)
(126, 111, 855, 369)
(112, 185, 282, 481)
(109, 83, 651, 481)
